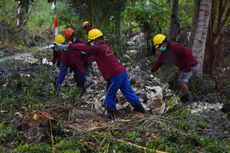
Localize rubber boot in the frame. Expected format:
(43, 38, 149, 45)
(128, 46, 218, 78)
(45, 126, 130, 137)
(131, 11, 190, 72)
(106, 108, 117, 119)
(133, 103, 146, 113)
(77, 81, 86, 92)
(180, 93, 193, 105)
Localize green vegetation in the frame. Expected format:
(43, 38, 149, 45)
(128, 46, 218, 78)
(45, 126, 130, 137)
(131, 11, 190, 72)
(122, 0, 171, 34)
(0, 0, 16, 23)
(0, 93, 229, 152)
(0, 123, 24, 145)
(0, 66, 83, 113)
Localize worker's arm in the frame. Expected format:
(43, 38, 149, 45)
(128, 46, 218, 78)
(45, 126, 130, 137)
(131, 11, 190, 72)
(52, 49, 58, 64)
(151, 54, 164, 73)
(55, 44, 69, 51)
(70, 43, 96, 54)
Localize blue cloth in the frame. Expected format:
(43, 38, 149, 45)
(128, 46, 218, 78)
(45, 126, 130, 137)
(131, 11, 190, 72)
(179, 65, 198, 84)
(54, 63, 68, 87)
(72, 66, 86, 83)
(54, 63, 89, 89)
(55, 44, 69, 51)
(105, 72, 139, 109)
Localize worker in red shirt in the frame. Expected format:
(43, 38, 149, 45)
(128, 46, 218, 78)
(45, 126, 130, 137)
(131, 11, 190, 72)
(52, 37, 63, 68)
(63, 44, 88, 89)
(57, 29, 146, 118)
(53, 33, 89, 91)
(65, 27, 80, 44)
(151, 34, 199, 104)
(64, 28, 94, 87)
(52, 34, 68, 91)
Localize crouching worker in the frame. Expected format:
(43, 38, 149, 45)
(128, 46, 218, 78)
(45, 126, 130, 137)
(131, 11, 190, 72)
(53, 34, 68, 91)
(150, 34, 199, 105)
(62, 29, 146, 119)
(63, 42, 89, 91)
(64, 27, 94, 88)
(53, 34, 89, 92)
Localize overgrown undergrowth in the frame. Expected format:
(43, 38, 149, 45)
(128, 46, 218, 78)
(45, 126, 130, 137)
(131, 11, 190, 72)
(0, 64, 229, 153)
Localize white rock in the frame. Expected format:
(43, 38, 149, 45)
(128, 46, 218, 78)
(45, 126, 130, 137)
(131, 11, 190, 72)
(116, 104, 123, 110)
(144, 86, 165, 114)
(189, 102, 223, 114)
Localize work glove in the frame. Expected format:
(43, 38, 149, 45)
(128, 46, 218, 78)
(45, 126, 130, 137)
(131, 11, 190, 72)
(84, 76, 93, 87)
(147, 70, 151, 74)
(50, 63, 56, 70)
(67, 41, 73, 45)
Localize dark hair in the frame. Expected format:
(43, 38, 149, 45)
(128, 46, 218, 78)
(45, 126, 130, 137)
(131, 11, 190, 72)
(95, 36, 105, 44)
(162, 37, 168, 43)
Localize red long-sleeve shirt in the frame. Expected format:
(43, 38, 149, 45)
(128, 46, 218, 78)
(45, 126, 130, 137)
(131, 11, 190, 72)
(62, 40, 88, 74)
(151, 42, 198, 73)
(52, 48, 64, 66)
(70, 42, 126, 80)
(63, 48, 87, 75)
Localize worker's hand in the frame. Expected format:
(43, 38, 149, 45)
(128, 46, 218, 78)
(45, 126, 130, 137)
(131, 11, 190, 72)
(148, 69, 156, 78)
(51, 63, 57, 69)
(67, 41, 72, 45)
(147, 69, 152, 74)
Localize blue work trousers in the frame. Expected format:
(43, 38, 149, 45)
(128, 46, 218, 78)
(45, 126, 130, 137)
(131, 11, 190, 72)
(105, 72, 139, 109)
(72, 66, 86, 85)
(55, 63, 68, 87)
(55, 63, 88, 88)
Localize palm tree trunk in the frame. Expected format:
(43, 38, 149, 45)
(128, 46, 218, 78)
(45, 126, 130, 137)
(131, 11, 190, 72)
(191, 0, 212, 74)
(201, 0, 230, 88)
(168, 0, 180, 41)
(188, 0, 200, 49)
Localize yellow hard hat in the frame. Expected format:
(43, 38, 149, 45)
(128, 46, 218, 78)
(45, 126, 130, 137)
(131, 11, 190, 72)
(54, 34, 65, 44)
(152, 34, 166, 48)
(82, 21, 90, 28)
(87, 29, 103, 42)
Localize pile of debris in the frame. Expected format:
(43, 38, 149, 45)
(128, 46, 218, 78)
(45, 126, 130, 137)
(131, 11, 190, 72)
(186, 102, 230, 138)
(126, 32, 149, 59)
(79, 58, 174, 115)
